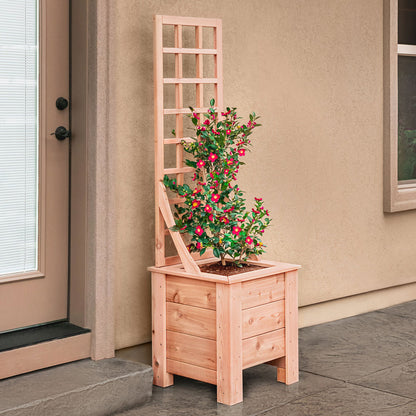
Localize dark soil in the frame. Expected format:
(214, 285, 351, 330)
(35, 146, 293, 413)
(200, 261, 264, 276)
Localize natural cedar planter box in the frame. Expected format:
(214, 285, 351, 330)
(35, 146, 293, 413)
(148, 258, 300, 405)
(152, 14, 301, 406)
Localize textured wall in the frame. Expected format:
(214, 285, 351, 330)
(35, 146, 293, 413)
(111, 0, 416, 349)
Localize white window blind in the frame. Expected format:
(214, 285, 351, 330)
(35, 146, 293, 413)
(0, 0, 38, 275)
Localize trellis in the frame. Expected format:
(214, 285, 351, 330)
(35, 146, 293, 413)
(153, 15, 223, 274)
(151, 15, 299, 406)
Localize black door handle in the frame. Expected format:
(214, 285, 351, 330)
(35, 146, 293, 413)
(51, 126, 70, 141)
(56, 97, 69, 110)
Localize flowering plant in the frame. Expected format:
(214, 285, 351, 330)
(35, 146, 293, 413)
(163, 99, 271, 266)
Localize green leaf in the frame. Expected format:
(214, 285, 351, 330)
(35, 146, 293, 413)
(210, 98, 215, 107)
(185, 160, 197, 168)
(213, 247, 220, 257)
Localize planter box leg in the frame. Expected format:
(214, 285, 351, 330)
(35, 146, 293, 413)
(216, 283, 243, 405)
(152, 272, 174, 387)
(276, 270, 298, 384)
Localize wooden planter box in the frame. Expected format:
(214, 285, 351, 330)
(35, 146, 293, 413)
(149, 258, 300, 405)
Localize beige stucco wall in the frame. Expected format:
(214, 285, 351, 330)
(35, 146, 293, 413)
(111, 0, 416, 349)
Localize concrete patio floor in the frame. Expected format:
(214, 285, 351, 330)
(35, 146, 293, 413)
(116, 300, 416, 415)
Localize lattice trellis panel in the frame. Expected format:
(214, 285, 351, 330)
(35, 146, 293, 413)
(154, 15, 223, 273)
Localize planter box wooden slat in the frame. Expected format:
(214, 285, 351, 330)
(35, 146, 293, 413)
(166, 359, 217, 385)
(166, 331, 216, 370)
(166, 276, 216, 309)
(242, 328, 285, 369)
(242, 300, 285, 339)
(241, 274, 285, 309)
(166, 302, 216, 340)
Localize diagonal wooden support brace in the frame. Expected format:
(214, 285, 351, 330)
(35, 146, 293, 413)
(158, 182, 201, 274)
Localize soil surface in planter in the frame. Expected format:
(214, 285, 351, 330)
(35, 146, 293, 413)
(200, 261, 264, 276)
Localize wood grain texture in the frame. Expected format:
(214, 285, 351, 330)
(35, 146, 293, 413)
(164, 78, 218, 84)
(153, 15, 166, 267)
(152, 272, 174, 387)
(242, 300, 285, 339)
(243, 328, 285, 369)
(166, 276, 216, 309)
(163, 47, 218, 55)
(163, 107, 209, 115)
(0, 333, 90, 380)
(277, 270, 299, 384)
(216, 283, 243, 405)
(161, 15, 220, 27)
(167, 302, 216, 339)
(241, 274, 285, 309)
(166, 330, 216, 370)
(167, 359, 217, 385)
(174, 24, 184, 186)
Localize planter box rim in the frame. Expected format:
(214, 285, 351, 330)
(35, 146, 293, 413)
(148, 258, 301, 284)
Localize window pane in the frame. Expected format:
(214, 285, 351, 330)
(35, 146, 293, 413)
(0, 0, 38, 275)
(399, 0, 416, 45)
(398, 55, 416, 181)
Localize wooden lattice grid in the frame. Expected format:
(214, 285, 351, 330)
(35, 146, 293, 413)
(154, 15, 223, 273)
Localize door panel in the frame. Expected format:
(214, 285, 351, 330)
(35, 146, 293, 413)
(0, 0, 69, 332)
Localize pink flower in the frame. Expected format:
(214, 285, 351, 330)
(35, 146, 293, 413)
(226, 159, 234, 166)
(196, 242, 202, 250)
(211, 194, 220, 203)
(195, 226, 204, 236)
(245, 236, 253, 245)
(252, 209, 260, 214)
(238, 149, 245, 156)
(224, 169, 229, 175)
(209, 214, 214, 221)
(208, 153, 218, 162)
(203, 119, 210, 126)
(232, 226, 242, 236)
(255, 197, 263, 201)
(192, 112, 200, 119)
(237, 218, 244, 222)
(191, 200, 201, 209)
(204, 205, 213, 213)
(220, 216, 230, 224)
(188, 213, 193, 220)
(197, 160, 205, 168)
(226, 130, 231, 135)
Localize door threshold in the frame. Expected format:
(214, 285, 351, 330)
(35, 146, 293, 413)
(0, 322, 90, 353)
(0, 323, 91, 380)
